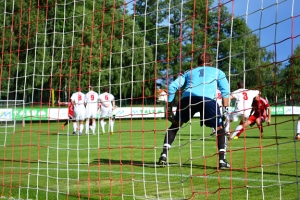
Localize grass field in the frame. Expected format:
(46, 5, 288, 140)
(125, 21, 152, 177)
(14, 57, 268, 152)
(0, 116, 299, 200)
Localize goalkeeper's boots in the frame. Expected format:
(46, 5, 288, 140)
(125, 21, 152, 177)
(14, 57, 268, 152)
(158, 155, 167, 166)
(219, 159, 230, 170)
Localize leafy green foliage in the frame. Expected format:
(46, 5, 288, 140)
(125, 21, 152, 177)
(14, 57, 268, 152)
(0, 1, 155, 103)
(0, 1, 299, 106)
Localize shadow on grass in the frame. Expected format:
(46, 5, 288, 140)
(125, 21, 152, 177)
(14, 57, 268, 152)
(245, 135, 288, 139)
(178, 133, 288, 140)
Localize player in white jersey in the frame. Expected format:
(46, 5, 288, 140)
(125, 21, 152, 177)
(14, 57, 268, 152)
(84, 86, 99, 135)
(99, 86, 116, 134)
(71, 86, 86, 135)
(216, 89, 223, 108)
(226, 81, 260, 139)
(211, 89, 223, 135)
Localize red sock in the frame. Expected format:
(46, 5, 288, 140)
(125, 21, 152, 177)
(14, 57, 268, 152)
(236, 128, 244, 137)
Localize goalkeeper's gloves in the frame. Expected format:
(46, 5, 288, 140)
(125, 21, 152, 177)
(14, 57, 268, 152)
(166, 102, 175, 123)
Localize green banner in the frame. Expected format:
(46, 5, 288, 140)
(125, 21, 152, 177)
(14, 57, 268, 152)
(270, 106, 284, 115)
(13, 108, 49, 120)
(5, 106, 289, 121)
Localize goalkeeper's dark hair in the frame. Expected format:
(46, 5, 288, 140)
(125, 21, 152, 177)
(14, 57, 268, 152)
(198, 53, 212, 66)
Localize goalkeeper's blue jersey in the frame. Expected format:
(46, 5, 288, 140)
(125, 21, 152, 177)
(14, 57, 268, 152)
(168, 66, 230, 103)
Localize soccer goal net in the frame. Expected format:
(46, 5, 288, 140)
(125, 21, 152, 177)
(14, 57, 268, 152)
(0, 0, 299, 199)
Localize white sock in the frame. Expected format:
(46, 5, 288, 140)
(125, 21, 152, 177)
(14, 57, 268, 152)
(101, 120, 105, 132)
(73, 122, 77, 132)
(231, 125, 243, 138)
(110, 120, 114, 132)
(92, 121, 96, 133)
(80, 124, 84, 133)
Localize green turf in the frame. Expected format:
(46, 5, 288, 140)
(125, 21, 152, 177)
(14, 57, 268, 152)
(0, 116, 299, 200)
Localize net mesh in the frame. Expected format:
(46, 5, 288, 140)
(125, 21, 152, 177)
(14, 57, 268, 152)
(0, 0, 299, 199)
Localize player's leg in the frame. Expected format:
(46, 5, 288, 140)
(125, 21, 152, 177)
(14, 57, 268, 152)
(62, 116, 72, 130)
(210, 127, 216, 136)
(78, 108, 85, 134)
(230, 113, 243, 139)
(225, 112, 236, 137)
(89, 106, 96, 133)
(109, 117, 115, 134)
(158, 98, 190, 165)
(64, 119, 69, 126)
(73, 121, 77, 134)
(158, 121, 182, 165)
(108, 109, 115, 134)
(255, 117, 263, 138)
(231, 114, 251, 139)
(72, 108, 79, 134)
(91, 118, 96, 134)
(100, 117, 106, 133)
(85, 118, 90, 134)
(100, 107, 108, 134)
(202, 99, 230, 169)
(85, 107, 90, 134)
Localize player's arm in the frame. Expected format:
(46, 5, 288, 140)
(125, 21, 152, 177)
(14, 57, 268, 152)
(218, 70, 230, 107)
(168, 74, 185, 103)
(99, 97, 107, 107)
(70, 95, 75, 106)
(57, 100, 67, 106)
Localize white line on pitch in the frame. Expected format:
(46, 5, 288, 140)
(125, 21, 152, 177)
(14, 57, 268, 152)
(3, 166, 294, 184)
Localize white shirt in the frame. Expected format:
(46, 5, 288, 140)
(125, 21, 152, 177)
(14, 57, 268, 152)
(216, 89, 222, 107)
(85, 90, 99, 109)
(231, 89, 259, 112)
(71, 92, 85, 107)
(99, 92, 115, 108)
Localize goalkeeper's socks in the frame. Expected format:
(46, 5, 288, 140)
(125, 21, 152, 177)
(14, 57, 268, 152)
(161, 153, 167, 158)
(162, 144, 171, 156)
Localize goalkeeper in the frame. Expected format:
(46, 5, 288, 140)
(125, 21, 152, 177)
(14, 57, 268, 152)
(158, 52, 230, 169)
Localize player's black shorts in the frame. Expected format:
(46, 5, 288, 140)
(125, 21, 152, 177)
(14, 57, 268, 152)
(174, 96, 222, 128)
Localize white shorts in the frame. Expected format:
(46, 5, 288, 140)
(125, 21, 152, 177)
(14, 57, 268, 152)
(74, 106, 86, 121)
(228, 109, 251, 122)
(85, 105, 98, 119)
(100, 106, 112, 118)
